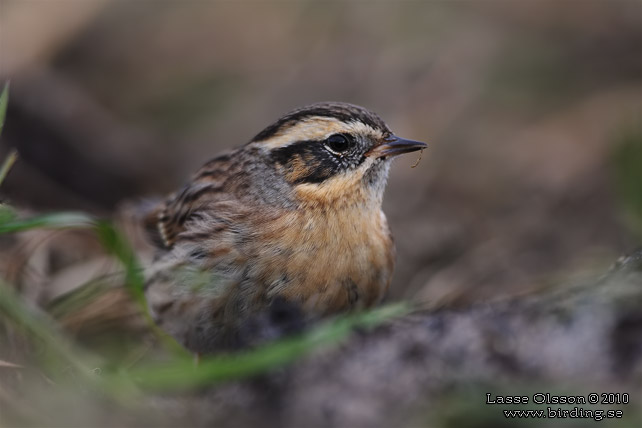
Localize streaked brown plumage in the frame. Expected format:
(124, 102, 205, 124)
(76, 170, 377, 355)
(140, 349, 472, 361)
(144, 102, 426, 353)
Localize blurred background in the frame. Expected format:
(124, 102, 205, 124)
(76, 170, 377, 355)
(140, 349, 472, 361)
(1, 1, 642, 427)
(0, 0, 641, 306)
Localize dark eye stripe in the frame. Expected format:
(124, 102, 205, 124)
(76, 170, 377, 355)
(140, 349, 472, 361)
(271, 140, 333, 184)
(270, 139, 366, 185)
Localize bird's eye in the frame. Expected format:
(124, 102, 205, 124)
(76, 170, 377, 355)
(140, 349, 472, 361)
(325, 134, 352, 154)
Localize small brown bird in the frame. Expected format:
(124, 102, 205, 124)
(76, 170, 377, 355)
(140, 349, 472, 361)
(144, 102, 426, 352)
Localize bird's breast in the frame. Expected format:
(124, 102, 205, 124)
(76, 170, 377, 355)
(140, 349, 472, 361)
(249, 205, 395, 314)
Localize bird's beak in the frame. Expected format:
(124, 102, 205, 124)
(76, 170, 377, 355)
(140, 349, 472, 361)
(365, 135, 428, 158)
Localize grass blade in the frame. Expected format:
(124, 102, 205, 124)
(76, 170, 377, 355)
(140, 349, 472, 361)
(0, 150, 18, 188)
(127, 302, 411, 390)
(94, 220, 189, 356)
(94, 221, 145, 305)
(0, 84, 16, 188)
(0, 82, 8, 135)
(0, 212, 96, 234)
(0, 279, 143, 402)
(0, 204, 17, 223)
(0, 279, 95, 373)
(612, 130, 642, 237)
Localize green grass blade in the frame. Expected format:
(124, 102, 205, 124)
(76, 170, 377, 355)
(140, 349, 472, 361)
(126, 302, 411, 390)
(0, 150, 18, 187)
(0, 211, 96, 234)
(94, 220, 189, 356)
(612, 129, 642, 237)
(0, 204, 17, 223)
(0, 82, 8, 135)
(0, 215, 146, 304)
(0, 279, 95, 373)
(94, 221, 145, 305)
(0, 279, 142, 401)
(0, 84, 16, 188)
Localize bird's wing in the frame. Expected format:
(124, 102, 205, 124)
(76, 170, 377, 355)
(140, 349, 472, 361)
(143, 151, 247, 250)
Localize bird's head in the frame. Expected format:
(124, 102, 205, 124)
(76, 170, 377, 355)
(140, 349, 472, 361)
(249, 102, 427, 207)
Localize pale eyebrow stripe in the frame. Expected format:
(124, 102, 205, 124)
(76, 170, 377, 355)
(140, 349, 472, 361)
(254, 117, 345, 149)
(253, 118, 384, 150)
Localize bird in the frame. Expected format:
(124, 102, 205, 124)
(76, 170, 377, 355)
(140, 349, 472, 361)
(143, 102, 427, 353)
